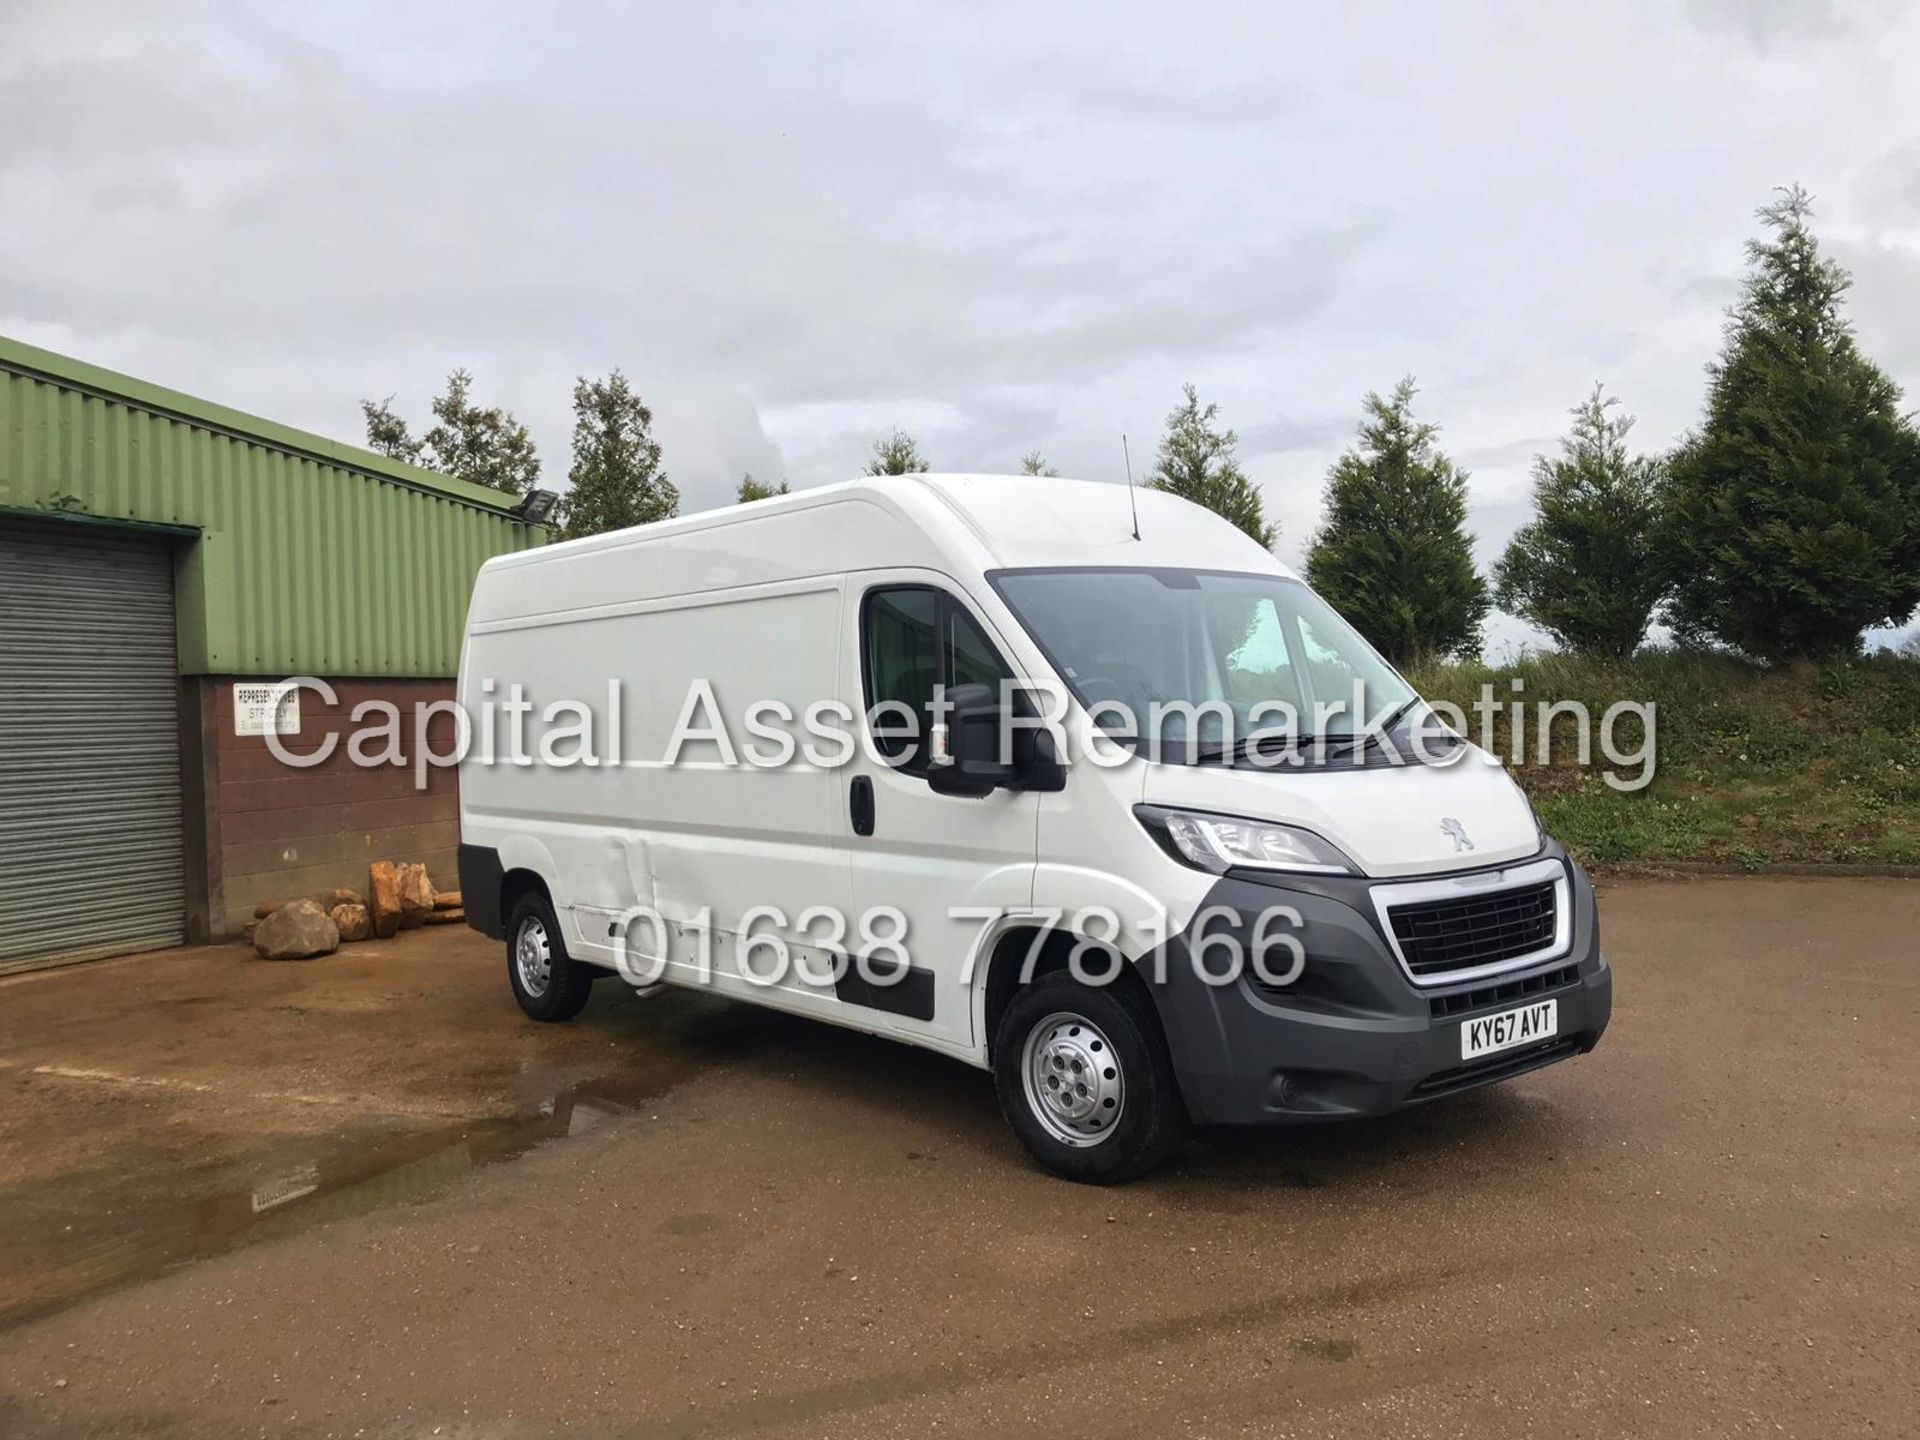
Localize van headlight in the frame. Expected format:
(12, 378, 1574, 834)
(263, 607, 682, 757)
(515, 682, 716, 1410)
(1135, 805, 1355, 876)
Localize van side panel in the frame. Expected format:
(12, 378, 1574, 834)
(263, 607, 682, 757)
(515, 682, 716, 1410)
(459, 489, 1006, 1050)
(462, 575, 855, 990)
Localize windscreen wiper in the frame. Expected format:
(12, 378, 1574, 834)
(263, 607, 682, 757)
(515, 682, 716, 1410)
(1188, 730, 1309, 765)
(1327, 698, 1454, 760)
(1187, 700, 1430, 766)
(1372, 697, 1423, 734)
(1323, 697, 1424, 754)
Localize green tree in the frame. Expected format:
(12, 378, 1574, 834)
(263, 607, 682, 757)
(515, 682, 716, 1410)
(1660, 187, 1920, 662)
(1020, 450, 1059, 477)
(1495, 385, 1666, 658)
(360, 396, 424, 464)
(557, 371, 678, 540)
(1147, 384, 1274, 548)
(865, 429, 930, 476)
(737, 472, 790, 502)
(359, 369, 541, 495)
(1306, 378, 1488, 665)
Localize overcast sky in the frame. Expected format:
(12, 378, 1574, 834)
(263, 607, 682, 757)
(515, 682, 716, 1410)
(6, 0, 1919, 653)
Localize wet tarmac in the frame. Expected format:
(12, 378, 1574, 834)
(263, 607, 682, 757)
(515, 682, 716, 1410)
(0, 1068, 666, 1331)
(1, 877, 1916, 1437)
(0, 929, 764, 1330)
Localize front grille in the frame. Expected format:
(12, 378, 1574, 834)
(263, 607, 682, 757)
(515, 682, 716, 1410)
(1429, 964, 1578, 1019)
(1389, 878, 1557, 979)
(1410, 1036, 1581, 1100)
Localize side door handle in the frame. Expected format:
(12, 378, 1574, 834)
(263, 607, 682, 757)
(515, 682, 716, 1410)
(849, 775, 875, 837)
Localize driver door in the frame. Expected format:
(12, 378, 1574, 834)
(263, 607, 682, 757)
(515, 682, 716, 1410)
(839, 574, 1039, 1055)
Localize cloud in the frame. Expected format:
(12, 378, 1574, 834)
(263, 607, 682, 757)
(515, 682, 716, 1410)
(1827, 235, 1920, 387)
(2, 0, 1918, 643)
(1858, 148, 1920, 226)
(1681, 0, 1907, 52)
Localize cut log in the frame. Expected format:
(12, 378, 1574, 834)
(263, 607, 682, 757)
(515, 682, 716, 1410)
(368, 861, 403, 938)
(397, 863, 434, 929)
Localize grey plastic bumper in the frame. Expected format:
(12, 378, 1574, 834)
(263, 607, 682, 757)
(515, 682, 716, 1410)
(1137, 844, 1612, 1126)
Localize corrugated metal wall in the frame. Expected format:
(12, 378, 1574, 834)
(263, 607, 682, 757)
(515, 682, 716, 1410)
(0, 340, 542, 678)
(0, 523, 185, 973)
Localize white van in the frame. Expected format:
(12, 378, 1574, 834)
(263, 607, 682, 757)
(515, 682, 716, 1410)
(457, 474, 1611, 1181)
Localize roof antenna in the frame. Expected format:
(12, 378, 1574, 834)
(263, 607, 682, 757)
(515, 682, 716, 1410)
(1121, 433, 1142, 541)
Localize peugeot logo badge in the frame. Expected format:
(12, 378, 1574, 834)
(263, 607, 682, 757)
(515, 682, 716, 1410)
(1440, 817, 1474, 853)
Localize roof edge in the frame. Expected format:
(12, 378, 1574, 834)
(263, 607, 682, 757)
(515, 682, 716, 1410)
(0, 332, 525, 515)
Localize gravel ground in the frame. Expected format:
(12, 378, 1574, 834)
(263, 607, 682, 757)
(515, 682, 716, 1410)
(1, 876, 1915, 1438)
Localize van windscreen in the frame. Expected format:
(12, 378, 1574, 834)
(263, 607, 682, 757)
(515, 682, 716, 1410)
(990, 567, 1417, 760)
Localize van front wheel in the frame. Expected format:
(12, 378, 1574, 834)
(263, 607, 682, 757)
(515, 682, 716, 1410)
(506, 892, 594, 1022)
(993, 973, 1187, 1183)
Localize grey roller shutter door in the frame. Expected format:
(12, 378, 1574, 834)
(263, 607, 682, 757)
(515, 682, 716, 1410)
(0, 522, 185, 973)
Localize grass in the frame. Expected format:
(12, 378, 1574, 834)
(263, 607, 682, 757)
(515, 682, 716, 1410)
(1406, 650, 1920, 872)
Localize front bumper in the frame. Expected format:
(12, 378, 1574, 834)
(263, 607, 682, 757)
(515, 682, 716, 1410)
(1138, 842, 1612, 1126)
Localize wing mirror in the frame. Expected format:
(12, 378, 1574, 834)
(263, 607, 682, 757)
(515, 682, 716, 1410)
(927, 683, 1017, 796)
(927, 683, 1066, 797)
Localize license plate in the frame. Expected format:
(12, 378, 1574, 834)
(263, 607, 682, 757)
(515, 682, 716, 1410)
(1461, 998, 1557, 1060)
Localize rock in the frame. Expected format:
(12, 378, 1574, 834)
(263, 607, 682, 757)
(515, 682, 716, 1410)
(253, 899, 288, 920)
(368, 861, 403, 939)
(433, 889, 463, 911)
(253, 899, 339, 960)
(323, 887, 363, 910)
(397, 863, 435, 929)
(424, 907, 466, 925)
(330, 902, 372, 942)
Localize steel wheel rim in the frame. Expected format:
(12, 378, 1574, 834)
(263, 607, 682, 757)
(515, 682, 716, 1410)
(1021, 1010, 1124, 1147)
(515, 916, 552, 998)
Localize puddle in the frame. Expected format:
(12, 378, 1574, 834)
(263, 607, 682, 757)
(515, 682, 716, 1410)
(0, 1063, 681, 1333)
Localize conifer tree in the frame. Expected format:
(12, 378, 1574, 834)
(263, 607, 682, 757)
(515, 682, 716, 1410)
(1148, 384, 1274, 548)
(737, 473, 789, 502)
(865, 429, 930, 476)
(1496, 385, 1666, 658)
(1306, 378, 1488, 664)
(557, 371, 677, 539)
(1660, 187, 1920, 661)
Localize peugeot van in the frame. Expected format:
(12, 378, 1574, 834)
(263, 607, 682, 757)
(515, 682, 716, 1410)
(457, 474, 1611, 1181)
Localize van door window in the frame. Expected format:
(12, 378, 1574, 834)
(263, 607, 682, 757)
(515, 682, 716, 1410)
(865, 590, 939, 762)
(862, 587, 1010, 772)
(948, 605, 1007, 691)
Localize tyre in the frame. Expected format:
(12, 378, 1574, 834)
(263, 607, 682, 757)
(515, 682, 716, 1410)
(506, 890, 595, 1022)
(993, 971, 1188, 1183)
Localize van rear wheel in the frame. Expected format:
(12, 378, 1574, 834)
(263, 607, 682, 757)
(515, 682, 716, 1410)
(993, 972, 1187, 1183)
(506, 891, 594, 1022)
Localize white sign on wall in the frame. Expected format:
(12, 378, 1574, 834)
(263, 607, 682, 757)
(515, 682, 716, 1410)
(234, 681, 301, 737)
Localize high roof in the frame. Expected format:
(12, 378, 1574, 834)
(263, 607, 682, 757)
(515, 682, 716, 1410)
(489, 471, 1294, 581)
(903, 473, 1295, 576)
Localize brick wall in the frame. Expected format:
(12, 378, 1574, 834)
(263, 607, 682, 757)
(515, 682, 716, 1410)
(207, 679, 463, 936)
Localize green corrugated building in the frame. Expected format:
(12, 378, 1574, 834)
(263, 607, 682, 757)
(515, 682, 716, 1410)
(0, 334, 548, 972)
